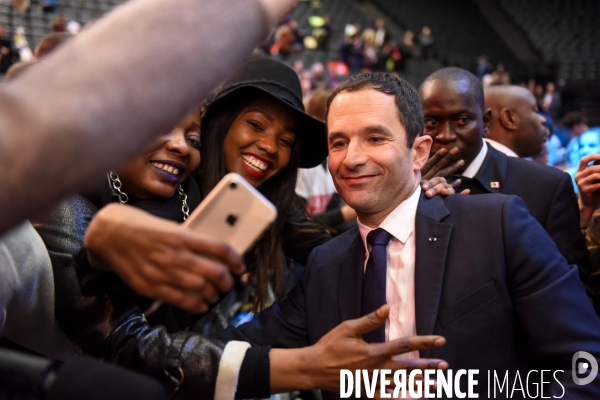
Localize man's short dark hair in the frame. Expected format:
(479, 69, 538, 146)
(562, 112, 587, 129)
(420, 67, 484, 111)
(325, 72, 424, 148)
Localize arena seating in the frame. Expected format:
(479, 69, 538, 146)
(1, 0, 598, 88)
(0, 0, 124, 47)
(497, 0, 599, 81)
(368, 0, 517, 73)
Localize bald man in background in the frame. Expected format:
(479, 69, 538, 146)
(484, 85, 548, 158)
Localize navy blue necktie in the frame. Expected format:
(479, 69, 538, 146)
(361, 228, 392, 343)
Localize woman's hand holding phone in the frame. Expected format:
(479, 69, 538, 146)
(84, 203, 246, 313)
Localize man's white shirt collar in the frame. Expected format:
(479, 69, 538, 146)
(485, 138, 518, 158)
(461, 140, 488, 178)
(357, 185, 421, 248)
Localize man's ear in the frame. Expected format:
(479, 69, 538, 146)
(483, 108, 492, 136)
(413, 134, 432, 171)
(499, 108, 518, 131)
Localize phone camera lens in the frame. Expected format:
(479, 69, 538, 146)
(230, 182, 238, 189)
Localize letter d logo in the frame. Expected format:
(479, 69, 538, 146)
(572, 351, 598, 385)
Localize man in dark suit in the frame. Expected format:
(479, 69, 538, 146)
(220, 72, 600, 399)
(418, 68, 594, 306)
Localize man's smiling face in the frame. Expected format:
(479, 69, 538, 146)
(327, 88, 430, 225)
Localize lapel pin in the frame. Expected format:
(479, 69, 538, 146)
(490, 181, 500, 189)
(428, 236, 437, 242)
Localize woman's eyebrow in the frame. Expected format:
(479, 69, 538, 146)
(244, 107, 275, 122)
(244, 107, 297, 135)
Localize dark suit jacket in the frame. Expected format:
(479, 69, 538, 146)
(221, 193, 600, 399)
(457, 146, 596, 303)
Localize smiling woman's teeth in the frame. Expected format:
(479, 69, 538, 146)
(242, 155, 268, 172)
(151, 162, 179, 175)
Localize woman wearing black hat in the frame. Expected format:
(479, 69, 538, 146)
(196, 56, 331, 313)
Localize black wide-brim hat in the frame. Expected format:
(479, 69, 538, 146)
(204, 57, 328, 169)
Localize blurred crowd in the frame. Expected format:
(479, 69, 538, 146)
(337, 21, 434, 72)
(256, 13, 437, 99)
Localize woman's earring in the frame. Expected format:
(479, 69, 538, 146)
(178, 186, 189, 221)
(108, 171, 129, 204)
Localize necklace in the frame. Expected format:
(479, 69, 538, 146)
(108, 171, 189, 221)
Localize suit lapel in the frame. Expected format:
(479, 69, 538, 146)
(414, 193, 452, 357)
(473, 145, 508, 194)
(338, 232, 366, 323)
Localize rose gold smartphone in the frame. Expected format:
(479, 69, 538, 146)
(183, 173, 277, 255)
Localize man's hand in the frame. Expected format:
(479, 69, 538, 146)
(422, 176, 470, 197)
(270, 305, 447, 394)
(575, 154, 600, 228)
(308, 305, 447, 391)
(421, 147, 464, 186)
(421, 176, 455, 197)
(0, 47, 9, 56)
(84, 203, 245, 313)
